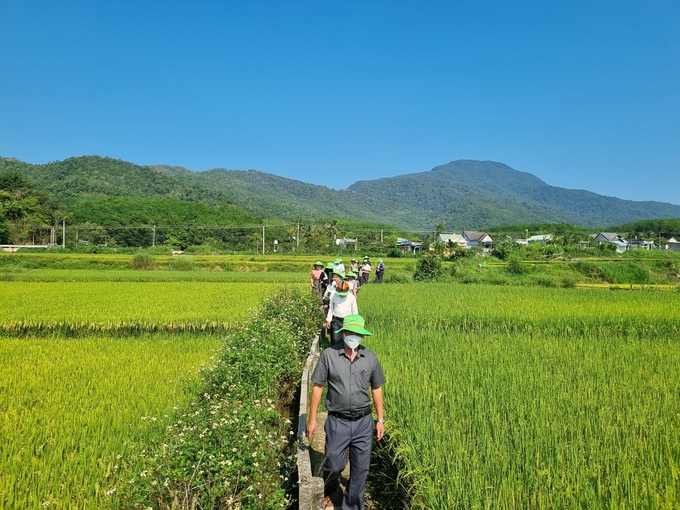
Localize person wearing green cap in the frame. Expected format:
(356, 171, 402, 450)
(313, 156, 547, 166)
(345, 270, 358, 297)
(325, 271, 357, 345)
(359, 258, 371, 286)
(307, 314, 385, 509)
(333, 257, 345, 274)
(311, 261, 327, 303)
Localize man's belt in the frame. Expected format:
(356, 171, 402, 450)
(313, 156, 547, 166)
(328, 408, 371, 421)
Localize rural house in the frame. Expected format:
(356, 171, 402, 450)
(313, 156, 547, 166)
(437, 233, 467, 248)
(462, 231, 494, 251)
(396, 237, 423, 253)
(629, 239, 655, 250)
(665, 237, 680, 252)
(527, 234, 554, 244)
(335, 237, 358, 250)
(592, 232, 629, 253)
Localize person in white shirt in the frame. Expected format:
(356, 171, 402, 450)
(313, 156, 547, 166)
(346, 270, 358, 297)
(333, 257, 345, 274)
(325, 279, 358, 345)
(323, 269, 343, 303)
(360, 259, 371, 285)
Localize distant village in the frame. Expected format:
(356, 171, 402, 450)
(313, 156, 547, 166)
(392, 231, 680, 254)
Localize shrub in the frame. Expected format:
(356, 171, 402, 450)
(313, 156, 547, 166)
(120, 287, 324, 509)
(129, 252, 154, 270)
(599, 262, 652, 284)
(170, 255, 194, 271)
(459, 273, 482, 284)
(560, 275, 578, 288)
(490, 240, 516, 261)
(506, 256, 527, 275)
(534, 275, 559, 288)
(574, 260, 601, 280)
(413, 256, 444, 281)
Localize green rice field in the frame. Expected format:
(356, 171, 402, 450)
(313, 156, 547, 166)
(0, 335, 222, 509)
(3, 262, 680, 509)
(0, 280, 276, 509)
(1, 281, 293, 336)
(360, 284, 680, 509)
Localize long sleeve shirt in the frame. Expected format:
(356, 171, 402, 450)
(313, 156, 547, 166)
(326, 292, 358, 322)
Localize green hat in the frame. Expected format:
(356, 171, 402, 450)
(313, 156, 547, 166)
(335, 314, 372, 336)
(314, 260, 323, 267)
(335, 280, 350, 296)
(346, 270, 356, 278)
(325, 262, 334, 269)
(377, 258, 383, 262)
(332, 269, 346, 278)
(334, 258, 342, 264)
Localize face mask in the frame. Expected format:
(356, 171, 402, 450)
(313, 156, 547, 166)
(343, 334, 362, 350)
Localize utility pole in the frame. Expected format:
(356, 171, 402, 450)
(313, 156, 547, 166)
(152, 225, 156, 248)
(62, 220, 66, 248)
(297, 220, 300, 251)
(262, 225, 265, 254)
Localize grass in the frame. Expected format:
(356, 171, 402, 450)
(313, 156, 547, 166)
(360, 283, 680, 509)
(0, 281, 292, 336)
(0, 335, 221, 509)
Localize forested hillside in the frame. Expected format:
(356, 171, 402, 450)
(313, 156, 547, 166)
(0, 156, 233, 205)
(69, 197, 259, 226)
(3, 155, 680, 232)
(0, 173, 65, 244)
(348, 160, 680, 229)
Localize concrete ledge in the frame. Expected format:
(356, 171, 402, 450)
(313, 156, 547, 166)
(297, 331, 325, 510)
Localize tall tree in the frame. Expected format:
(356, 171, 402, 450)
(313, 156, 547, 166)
(326, 219, 339, 242)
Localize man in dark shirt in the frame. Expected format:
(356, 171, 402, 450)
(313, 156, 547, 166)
(306, 314, 386, 510)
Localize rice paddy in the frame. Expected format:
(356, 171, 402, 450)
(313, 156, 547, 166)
(2, 256, 680, 509)
(360, 284, 680, 509)
(0, 335, 222, 509)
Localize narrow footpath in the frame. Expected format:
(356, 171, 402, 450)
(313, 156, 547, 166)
(308, 411, 349, 509)
(308, 411, 378, 509)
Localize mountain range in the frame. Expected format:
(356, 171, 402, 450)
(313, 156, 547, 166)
(1, 155, 679, 231)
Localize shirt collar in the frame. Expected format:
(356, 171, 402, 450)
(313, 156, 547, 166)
(336, 345, 365, 358)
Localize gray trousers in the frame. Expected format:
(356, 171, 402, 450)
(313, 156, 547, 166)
(323, 413, 374, 510)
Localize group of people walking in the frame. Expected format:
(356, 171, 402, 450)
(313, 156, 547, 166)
(309, 257, 385, 346)
(310, 257, 385, 303)
(307, 256, 387, 509)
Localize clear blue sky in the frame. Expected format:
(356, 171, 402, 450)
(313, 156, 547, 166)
(2, 0, 679, 205)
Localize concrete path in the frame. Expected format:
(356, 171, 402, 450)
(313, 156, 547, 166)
(308, 411, 350, 509)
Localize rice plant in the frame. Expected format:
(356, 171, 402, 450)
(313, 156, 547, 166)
(360, 284, 680, 509)
(0, 335, 221, 509)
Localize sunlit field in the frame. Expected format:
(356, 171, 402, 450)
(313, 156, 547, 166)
(0, 280, 279, 508)
(0, 281, 292, 335)
(360, 284, 680, 508)
(0, 335, 222, 509)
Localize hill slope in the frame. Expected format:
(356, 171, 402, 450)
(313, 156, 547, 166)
(0, 156, 233, 205)
(348, 160, 680, 229)
(2, 156, 679, 230)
